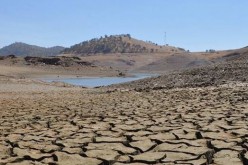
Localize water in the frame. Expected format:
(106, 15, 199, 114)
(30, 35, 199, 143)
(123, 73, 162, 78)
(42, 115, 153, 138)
(42, 73, 155, 87)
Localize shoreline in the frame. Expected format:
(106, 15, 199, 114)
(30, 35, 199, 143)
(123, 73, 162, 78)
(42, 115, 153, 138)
(34, 73, 157, 88)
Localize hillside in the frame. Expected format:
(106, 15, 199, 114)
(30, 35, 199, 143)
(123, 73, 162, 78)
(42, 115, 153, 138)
(0, 42, 65, 56)
(111, 59, 248, 90)
(132, 46, 248, 73)
(136, 53, 212, 73)
(0, 55, 119, 78)
(62, 34, 184, 55)
(212, 46, 248, 62)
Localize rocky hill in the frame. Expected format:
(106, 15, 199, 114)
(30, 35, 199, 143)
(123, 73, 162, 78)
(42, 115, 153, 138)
(136, 53, 212, 73)
(62, 34, 184, 55)
(0, 55, 93, 67)
(0, 42, 65, 56)
(213, 46, 248, 62)
(114, 60, 248, 90)
(111, 49, 248, 90)
(132, 46, 248, 73)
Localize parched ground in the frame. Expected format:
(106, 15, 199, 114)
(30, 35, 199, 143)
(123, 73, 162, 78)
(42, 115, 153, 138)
(1, 77, 248, 165)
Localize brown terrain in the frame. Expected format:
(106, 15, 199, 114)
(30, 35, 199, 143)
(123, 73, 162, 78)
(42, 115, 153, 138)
(0, 37, 248, 164)
(0, 55, 120, 79)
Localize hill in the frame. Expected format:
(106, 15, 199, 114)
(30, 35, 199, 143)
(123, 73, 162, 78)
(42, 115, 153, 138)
(136, 52, 212, 73)
(212, 46, 248, 62)
(132, 46, 248, 73)
(111, 58, 248, 90)
(0, 42, 65, 56)
(62, 34, 184, 55)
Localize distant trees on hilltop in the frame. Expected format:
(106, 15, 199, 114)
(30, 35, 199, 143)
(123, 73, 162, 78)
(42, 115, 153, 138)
(206, 49, 216, 53)
(62, 34, 153, 55)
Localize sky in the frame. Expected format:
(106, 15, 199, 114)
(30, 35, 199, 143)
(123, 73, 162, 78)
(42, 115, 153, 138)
(0, 0, 247, 51)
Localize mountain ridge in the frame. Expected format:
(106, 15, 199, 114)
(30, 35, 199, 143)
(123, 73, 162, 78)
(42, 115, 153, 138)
(0, 42, 65, 56)
(62, 34, 185, 55)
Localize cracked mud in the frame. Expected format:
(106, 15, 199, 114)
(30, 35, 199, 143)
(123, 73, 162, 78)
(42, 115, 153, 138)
(0, 81, 248, 165)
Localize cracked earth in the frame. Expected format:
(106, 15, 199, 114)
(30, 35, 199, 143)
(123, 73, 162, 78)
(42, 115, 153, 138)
(0, 80, 248, 165)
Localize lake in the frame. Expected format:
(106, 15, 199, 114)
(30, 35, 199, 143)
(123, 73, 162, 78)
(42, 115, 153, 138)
(41, 73, 156, 87)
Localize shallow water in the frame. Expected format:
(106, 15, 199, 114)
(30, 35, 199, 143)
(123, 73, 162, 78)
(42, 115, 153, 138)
(42, 73, 155, 87)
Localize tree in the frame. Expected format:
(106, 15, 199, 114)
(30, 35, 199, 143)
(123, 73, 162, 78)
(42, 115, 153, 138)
(209, 49, 216, 53)
(126, 34, 131, 40)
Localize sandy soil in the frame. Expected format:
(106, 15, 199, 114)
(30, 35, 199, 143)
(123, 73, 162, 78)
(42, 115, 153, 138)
(0, 76, 248, 164)
(0, 63, 120, 79)
(78, 53, 176, 72)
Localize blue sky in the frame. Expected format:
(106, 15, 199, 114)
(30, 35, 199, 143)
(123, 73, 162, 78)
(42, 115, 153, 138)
(0, 0, 247, 51)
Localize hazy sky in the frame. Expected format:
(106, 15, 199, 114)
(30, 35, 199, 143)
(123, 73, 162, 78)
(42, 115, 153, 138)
(0, 0, 247, 51)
